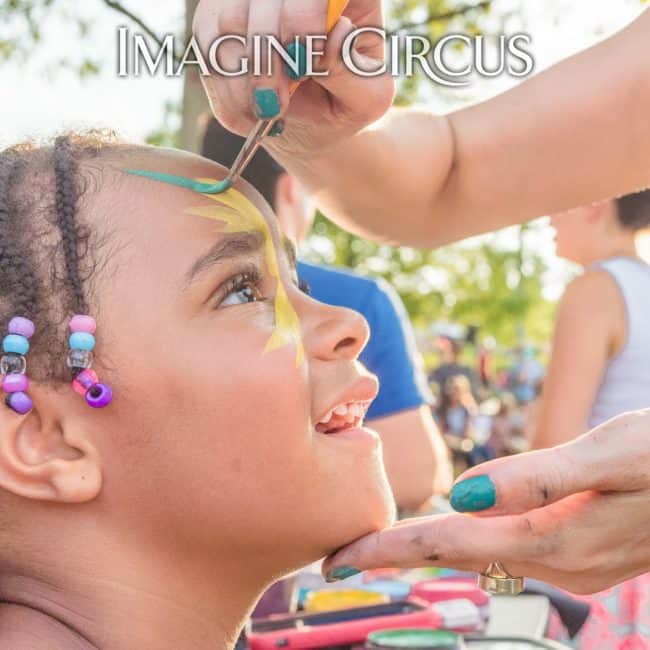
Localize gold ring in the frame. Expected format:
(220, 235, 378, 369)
(478, 561, 525, 595)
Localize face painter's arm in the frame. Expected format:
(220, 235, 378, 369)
(322, 409, 650, 595)
(196, 2, 650, 247)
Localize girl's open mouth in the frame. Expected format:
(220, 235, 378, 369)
(315, 401, 372, 434)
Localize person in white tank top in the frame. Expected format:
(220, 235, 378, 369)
(533, 190, 650, 649)
(534, 190, 650, 448)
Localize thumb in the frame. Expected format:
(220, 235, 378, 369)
(312, 17, 394, 127)
(450, 411, 649, 516)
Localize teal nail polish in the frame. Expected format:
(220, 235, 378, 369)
(325, 566, 361, 582)
(450, 475, 496, 513)
(254, 88, 281, 119)
(286, 42, 308, 80)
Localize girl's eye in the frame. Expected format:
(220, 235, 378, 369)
(215, 269, 264, 309)
(221, 284, 259, 307)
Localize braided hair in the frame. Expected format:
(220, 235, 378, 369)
(0, 131, 117, 381)
(0, 154, 39, 322)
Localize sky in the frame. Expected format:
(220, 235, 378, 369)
(2, 0, 649, 292)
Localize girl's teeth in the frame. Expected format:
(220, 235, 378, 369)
(318, 403, 369, 428)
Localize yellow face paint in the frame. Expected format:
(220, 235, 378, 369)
(188, 181, 304, 367)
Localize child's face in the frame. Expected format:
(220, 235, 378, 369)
(550, 201, 617, 266)
(550, 207, 593, 264)
(87, 149, 394, 571)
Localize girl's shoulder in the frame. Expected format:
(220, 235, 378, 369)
(562, 267, 623, 308)
(559, 268, 627, 354)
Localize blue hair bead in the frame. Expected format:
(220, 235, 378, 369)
(69, 332, 96, 351)
(3, 334, 29, 356)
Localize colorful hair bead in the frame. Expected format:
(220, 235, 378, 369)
(72, 369, 98, 396)
(69, 332, 96, 352)
(68, 315, 111, 408)
(8, 317, 35, 339)
(2, 373, 29, 393)
(85, 383, 113, 409)
(69, 315, 96, 334)
(5, 392, 33, 415)
(3, 334, 30, 356)
(1, 317, 34, 415)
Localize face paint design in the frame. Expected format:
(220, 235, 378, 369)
(124, 169, 232, 195)
(124, 170, 304, 367)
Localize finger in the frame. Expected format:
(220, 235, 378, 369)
(196, 0, 257, 134)
(321, 512, 550, 580)
(302, 16, 394, 127)
(248, 0, 290, 120)
(450, 411, 650, 516)
(280, 0, 329, 43)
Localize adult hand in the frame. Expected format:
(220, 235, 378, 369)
(193, 0, 394, 155)
(323, 410, 650, 594)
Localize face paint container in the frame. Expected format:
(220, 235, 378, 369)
(366, 628, 465, 650)
(412, 580, 490, 627)
(361, 579, 412, 602)
(304, 589, 390, 613)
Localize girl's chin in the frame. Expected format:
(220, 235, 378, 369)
(326, 475, 396, 551)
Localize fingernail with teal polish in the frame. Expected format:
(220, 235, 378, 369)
(326, 566, 361, 583)
(450, 475, 496, 513)
(254, 88, 281, 119)
(286, 42, 308, 80)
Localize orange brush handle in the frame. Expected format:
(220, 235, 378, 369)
(288, 0, 350, 95)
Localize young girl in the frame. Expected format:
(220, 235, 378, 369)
(0, 132, 395, 649)
(534, 190, 650, 648)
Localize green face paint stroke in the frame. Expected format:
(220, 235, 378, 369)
(124, 169, 232, 195)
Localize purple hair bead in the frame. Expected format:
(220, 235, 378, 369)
(5, 391, 33, 415)
(8, 317, 35, 340)
(85, 383, 112, 409)
(2, 373, 29, 393)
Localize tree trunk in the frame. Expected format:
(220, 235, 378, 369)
(180, 0, 208, 153)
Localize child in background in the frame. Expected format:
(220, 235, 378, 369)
(536, 190, 650, 649)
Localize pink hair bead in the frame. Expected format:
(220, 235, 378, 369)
(8, 317, 35, 339)
(70, 315, 97, 334)
(72, 369, 99, 396)
(2, 373, 29, 394)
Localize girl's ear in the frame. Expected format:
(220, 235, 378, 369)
(0, 386, 102, 503)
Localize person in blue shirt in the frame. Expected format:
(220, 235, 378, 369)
(202, 118, 451, 511)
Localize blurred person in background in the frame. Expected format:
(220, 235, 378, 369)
(508, 345, 545, 405)
(534, 189, 650, 648)
(201, 118, 452, 512)
(488, 393, 525, 457)
(437, 375, 493, 469)
(429, 337, 479, 400)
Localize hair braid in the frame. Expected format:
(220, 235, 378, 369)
(53, 136, 87, 316)
(0, 153, 38, 321)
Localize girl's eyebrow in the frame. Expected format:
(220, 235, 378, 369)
(185, 231, 265, 286)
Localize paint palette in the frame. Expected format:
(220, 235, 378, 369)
(247, 599, 442, 650)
